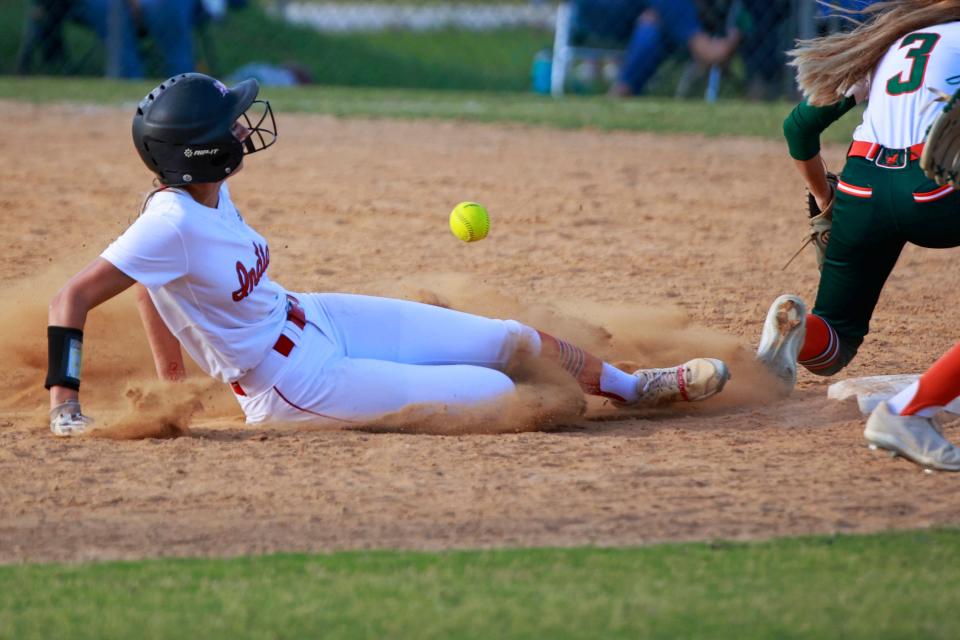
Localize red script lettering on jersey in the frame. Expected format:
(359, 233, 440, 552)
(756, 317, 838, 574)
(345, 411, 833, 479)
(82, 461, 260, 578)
(232, 242, 270, 301)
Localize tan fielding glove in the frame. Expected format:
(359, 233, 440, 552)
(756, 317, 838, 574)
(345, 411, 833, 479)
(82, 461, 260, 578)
(784, 172, 838, 272)
(921, 87, 960, 188)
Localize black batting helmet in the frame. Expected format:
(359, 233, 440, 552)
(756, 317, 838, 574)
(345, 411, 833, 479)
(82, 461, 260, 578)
(131, 73, 277, 186)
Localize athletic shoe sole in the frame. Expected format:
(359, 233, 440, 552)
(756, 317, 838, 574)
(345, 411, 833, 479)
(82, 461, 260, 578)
(689, 357, 730, 401)
(756, 294, 807, 390)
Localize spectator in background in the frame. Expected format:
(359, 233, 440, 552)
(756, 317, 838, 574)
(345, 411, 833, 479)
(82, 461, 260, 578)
(76, 0, 200, 78)
(572, 0, 740, 97)
(226, 61, 314, 87)
(740, 0, 790, 100)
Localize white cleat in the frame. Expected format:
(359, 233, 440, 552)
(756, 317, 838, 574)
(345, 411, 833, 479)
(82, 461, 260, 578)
(626, 358, 730, 406)
(864, 402, 960, 472)
(756, 294, 807, 391)
(50, 401, 95, 437)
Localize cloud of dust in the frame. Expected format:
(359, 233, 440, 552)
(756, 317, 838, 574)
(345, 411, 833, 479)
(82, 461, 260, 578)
(0, 267, 782, 438)
(89, 378, 215, 440)
(0, 265, 233, 438)
(358, 357, 587, 435)
(365, 272, 785, 421)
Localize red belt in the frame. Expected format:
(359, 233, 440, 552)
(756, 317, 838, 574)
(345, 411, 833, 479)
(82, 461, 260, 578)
(231, 295, 305, 396)
(847, 140, 924, 163)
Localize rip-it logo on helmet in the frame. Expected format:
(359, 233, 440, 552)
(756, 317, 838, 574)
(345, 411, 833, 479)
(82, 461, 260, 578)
(183, 148, 220, 158)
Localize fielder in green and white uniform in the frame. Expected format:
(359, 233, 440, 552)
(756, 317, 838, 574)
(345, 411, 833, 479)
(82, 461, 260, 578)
(759, 17, 960, 388)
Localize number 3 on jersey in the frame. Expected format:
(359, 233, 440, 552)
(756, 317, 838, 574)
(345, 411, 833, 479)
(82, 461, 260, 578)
(887, 32, 940, 95)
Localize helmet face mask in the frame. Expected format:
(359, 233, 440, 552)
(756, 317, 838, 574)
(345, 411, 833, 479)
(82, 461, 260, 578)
(237, 99, 277, 156)
(132, 73, 277, 186)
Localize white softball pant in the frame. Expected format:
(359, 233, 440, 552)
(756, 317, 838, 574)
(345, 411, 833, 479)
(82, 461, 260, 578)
(236, 293, 535, 424)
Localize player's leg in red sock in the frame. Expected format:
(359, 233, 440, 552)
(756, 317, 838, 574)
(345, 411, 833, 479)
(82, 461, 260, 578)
(536, 331, 630, 401)
(889, 342, 960, 417)
(536, 331, 729, 405)
(798, 314, 841, 374)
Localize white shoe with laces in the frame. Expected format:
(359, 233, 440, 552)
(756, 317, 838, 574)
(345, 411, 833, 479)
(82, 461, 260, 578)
(864, 401, 960, 471)
(756, 294, 807, 390)
(624, 358, 730, 406)
(50, 401, 95, 437)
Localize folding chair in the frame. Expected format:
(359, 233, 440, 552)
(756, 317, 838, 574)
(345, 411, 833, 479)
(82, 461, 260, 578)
(550, 1, 622, 97)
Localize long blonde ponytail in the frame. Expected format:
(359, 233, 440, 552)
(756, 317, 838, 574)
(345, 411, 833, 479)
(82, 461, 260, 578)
(790, 1, 960, 106)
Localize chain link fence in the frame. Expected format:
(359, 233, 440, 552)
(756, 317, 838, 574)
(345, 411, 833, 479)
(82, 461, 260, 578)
(4, 0, 877, 99)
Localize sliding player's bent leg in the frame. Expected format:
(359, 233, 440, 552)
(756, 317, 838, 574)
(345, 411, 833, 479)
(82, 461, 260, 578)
(535, 331, 728, 405)
(262, 355, 517, 423)
(306, 293, 521, 370)
(305, 293, 728, 406)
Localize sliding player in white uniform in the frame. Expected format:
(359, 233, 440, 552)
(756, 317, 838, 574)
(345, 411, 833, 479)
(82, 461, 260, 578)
(45, 73, 730, 435)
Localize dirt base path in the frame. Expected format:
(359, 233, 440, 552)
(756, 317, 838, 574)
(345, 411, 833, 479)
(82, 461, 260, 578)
(1, 102, 958, 564)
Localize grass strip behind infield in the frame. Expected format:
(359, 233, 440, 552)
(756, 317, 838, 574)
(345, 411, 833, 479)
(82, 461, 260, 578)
(0, 77, 860, 143)
(1, 529, 959, 639)
(0, 1, 549, 92)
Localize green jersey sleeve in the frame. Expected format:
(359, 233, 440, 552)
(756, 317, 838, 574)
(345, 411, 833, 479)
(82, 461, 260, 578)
(782, 96, 857, 161)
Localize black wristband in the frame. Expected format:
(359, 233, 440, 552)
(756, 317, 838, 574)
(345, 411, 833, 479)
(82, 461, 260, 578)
(45, 326, 84, 391)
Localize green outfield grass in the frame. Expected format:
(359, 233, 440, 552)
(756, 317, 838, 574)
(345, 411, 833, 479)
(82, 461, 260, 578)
(0, 76, 861, 143)
(2, 529, 959, 639)
(1, 0, 550, 92)
(0, 0, 769, 98)
(208, 5, 550, 92)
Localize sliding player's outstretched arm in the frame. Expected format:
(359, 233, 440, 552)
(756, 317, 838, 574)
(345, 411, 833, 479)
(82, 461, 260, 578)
(133, 284, 185, 382)
(47, 258, 135, 435)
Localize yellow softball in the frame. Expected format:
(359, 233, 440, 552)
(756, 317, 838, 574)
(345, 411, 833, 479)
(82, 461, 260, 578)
(449, 202, 490, 243)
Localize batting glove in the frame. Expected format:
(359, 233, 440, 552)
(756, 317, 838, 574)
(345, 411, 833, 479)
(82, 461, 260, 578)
(50, 400, 95, 437)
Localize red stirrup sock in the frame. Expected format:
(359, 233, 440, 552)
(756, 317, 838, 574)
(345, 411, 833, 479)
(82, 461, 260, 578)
(892, 342, 960, 417)
(537, 331, 633, 401)
(797, 314, 840, 373)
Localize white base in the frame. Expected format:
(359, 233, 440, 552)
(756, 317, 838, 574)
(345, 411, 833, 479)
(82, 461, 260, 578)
(828, 374, 960, 415)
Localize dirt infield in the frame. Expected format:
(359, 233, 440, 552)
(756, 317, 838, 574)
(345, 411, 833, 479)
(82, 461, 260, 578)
(1, 101, 959, 564)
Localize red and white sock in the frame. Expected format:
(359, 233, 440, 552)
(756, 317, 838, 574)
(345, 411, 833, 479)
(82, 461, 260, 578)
(888, 341, 960, 417)
(797, 314, 840, 373)
(537, 331, 637, 402)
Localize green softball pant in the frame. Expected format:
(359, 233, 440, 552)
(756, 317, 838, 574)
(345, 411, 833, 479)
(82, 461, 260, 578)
(810, 155, 960, 375)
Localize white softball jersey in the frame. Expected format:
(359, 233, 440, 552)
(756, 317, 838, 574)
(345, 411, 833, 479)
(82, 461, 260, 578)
(102, 184, 525, 423)
(101, 184, 288, 383)
(855, 21, 960, 148)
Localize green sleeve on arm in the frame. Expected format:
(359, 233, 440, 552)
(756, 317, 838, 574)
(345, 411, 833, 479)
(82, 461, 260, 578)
(782, 96, 857, 161)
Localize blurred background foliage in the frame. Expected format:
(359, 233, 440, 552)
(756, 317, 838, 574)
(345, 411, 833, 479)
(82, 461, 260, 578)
(3, 0, 555, 92)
